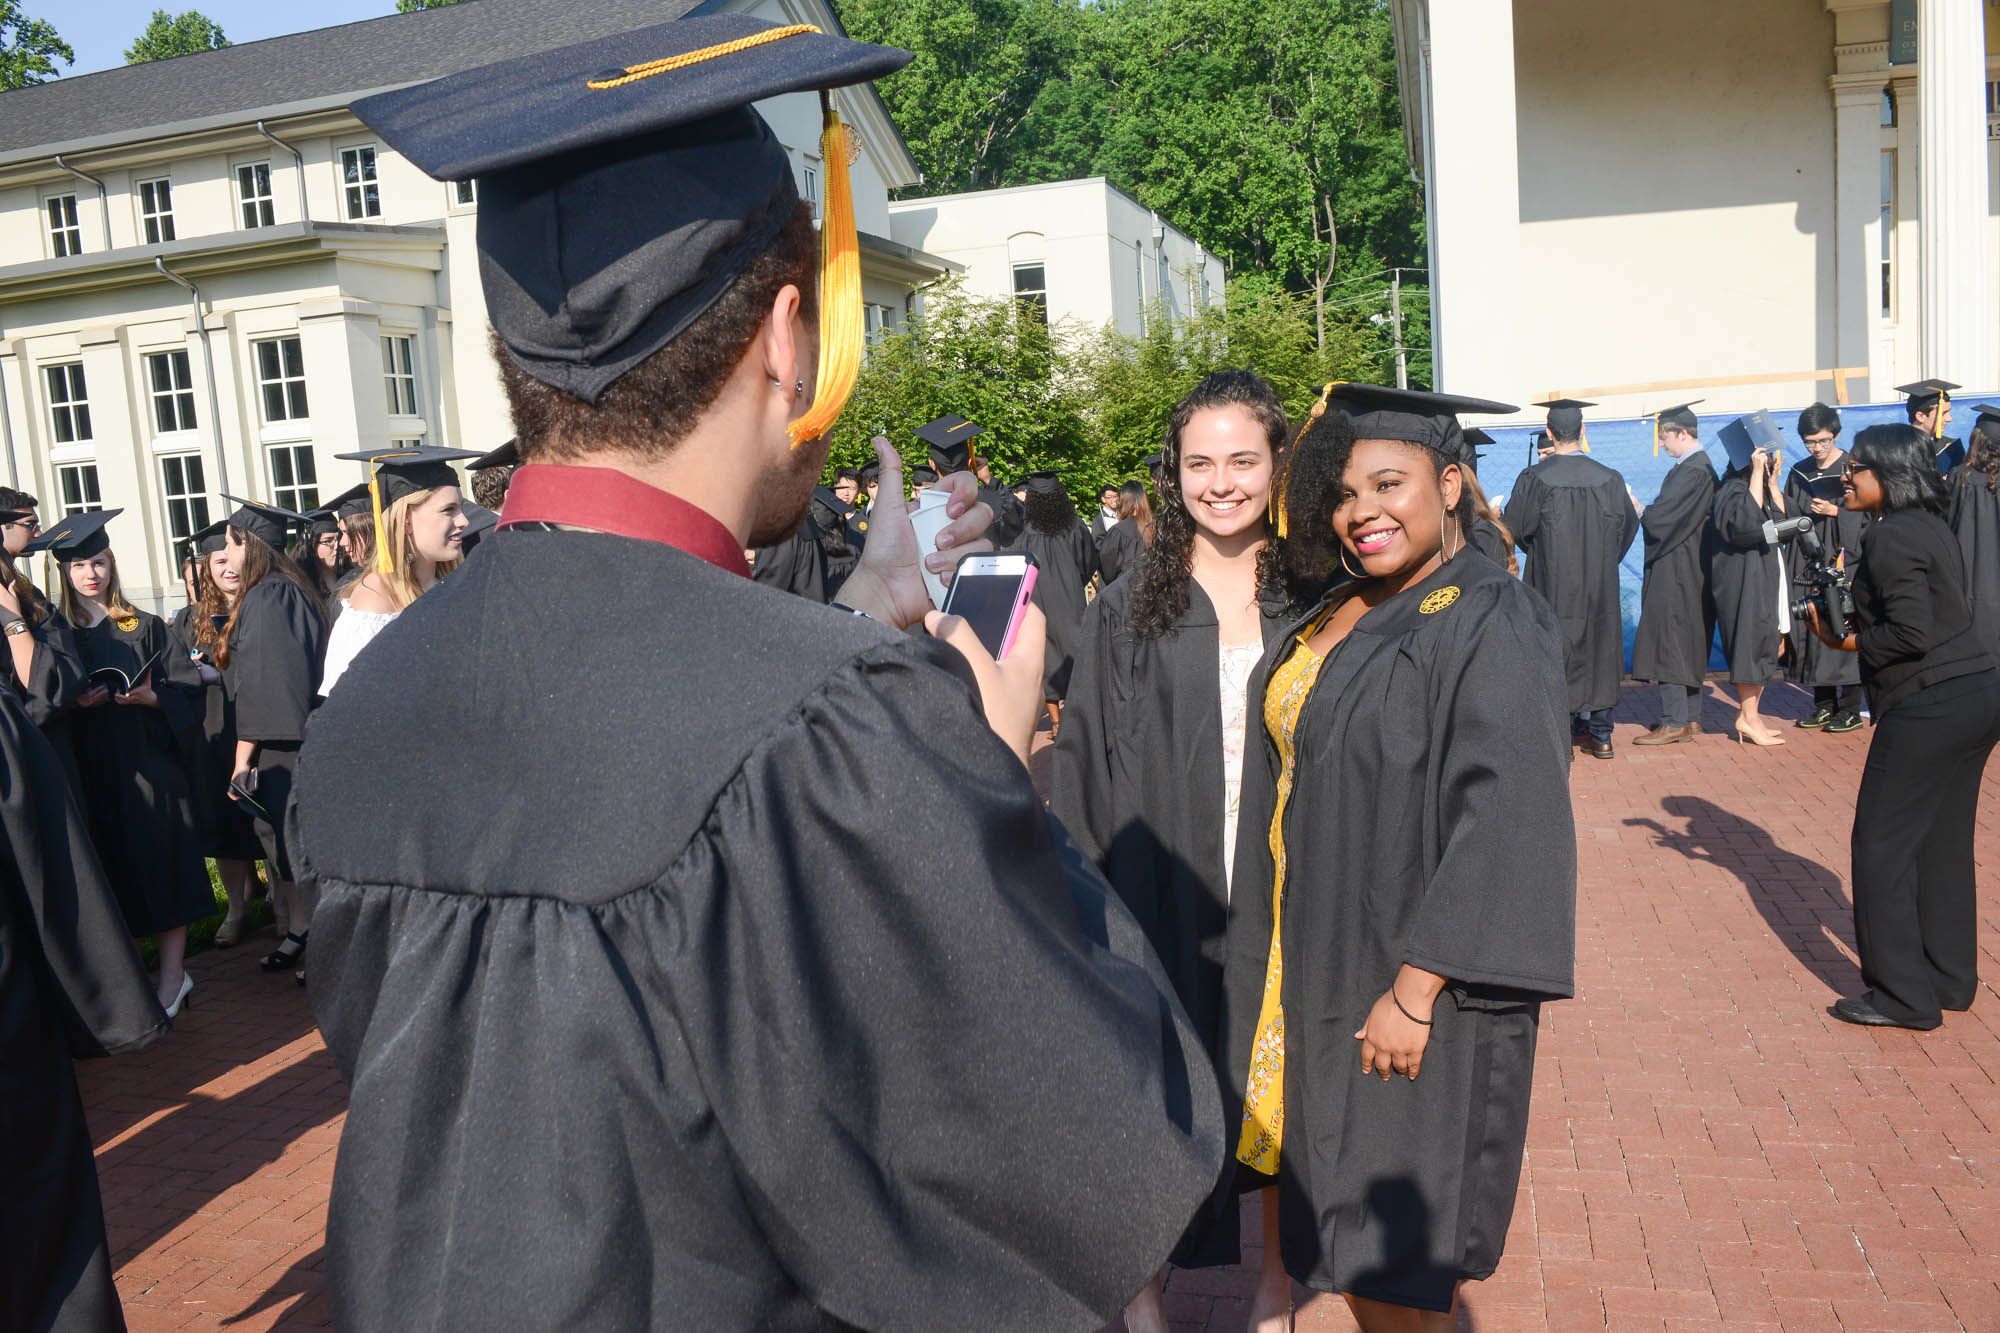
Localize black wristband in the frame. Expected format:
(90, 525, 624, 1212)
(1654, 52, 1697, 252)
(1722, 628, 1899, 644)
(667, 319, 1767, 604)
(1392, 987, 1433, 1026)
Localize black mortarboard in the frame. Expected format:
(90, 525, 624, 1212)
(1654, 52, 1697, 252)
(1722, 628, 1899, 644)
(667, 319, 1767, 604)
(1654, 400, 1704, 432)
(1142, 453, 1164, 473)
(190, 517, 228, 558)
(1534, 397, 1594, 440)
(0, 506, 28, 523)
(335, 446, 484, 508)
(909, 465, 939, 486)
(1969, 402, 2000, 439)
(811, 485, 854, 520)
(326, 482, 374, 523)
(916, 414, 984, 473)
(1459, 427, 1494, 469)
(28, 508, 120, 559)
(303, 508, 340, 538)
(1024, 472, 1064, 497)
(350, 17, 910, 412)
(470, 439, 519, 471)
(461, 501, 500, 542)
(223, 497, 307, 550)
(1324, 383, 1517, 458)
(1717, 409, 1781, 471)
(1896, 378, 1958, 412)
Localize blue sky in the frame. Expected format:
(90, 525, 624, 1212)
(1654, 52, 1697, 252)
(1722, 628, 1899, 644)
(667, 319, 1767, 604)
(40, 2, 398, 77)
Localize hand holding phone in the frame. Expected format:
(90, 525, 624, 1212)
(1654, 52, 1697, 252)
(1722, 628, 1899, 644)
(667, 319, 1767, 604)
(939, 552, 1039, 660)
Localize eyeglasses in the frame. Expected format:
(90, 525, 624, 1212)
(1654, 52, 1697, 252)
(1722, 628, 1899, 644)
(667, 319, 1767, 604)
(1802, 434, 1838, 447)
(1839, 463, 1873, 478)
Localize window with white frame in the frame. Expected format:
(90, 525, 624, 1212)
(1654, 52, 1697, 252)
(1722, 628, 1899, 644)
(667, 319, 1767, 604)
(454, 179, 477, 207)
(137, 177, 176, 245)
(160, 454, 211, 556)
(864, 304, 887, 344)
(44, 363, 91, 443)
(1012, 262, 1048, 324)
(341, 145, 382, 219)
(47, 193, 82, 257)
(146, 350, 197, 434)
(56, 464, 102, 516)
(803, 160, 820, 222)
(254, 336, 308, 422)
(1880, 150, 1896, 316)
(268, 444, 318, 513)
(383, 335, 419, 416)
(237, 163, 275, 228)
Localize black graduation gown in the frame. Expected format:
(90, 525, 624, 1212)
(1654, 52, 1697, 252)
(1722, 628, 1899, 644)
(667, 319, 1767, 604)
(808, 498, 859, 600)
(1632, 449, 1718, 687)
(983, 485, 1025, 549)
(5, 594, 89, 796)
(1020, 521, 1101, 701)
(1095, 517, 1146, 586)
(1710, 471, 1782, 684)
(1050, 576, 1287, 1265)
(69, 612, 214, 936)
(219, 579, 326, 881)
(1502, 453, 1639, 713)
(1220, 552, 1576, 1310)
(750, 519, 828, 604)
(295, 529, 1224, 1332)
(166, 606, 262, 860)
(0, 688, 168, 1333)
(1782, 459, 1866, 688)
(1466, 515, 1508, 568)
(1947, 465, 2000, 660)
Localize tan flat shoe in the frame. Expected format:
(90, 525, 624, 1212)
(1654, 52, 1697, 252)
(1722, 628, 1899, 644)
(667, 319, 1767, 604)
(212, 913, 245, 948)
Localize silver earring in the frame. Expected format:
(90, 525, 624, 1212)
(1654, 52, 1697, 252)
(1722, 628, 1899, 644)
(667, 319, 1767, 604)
(795, 379, 806, 393)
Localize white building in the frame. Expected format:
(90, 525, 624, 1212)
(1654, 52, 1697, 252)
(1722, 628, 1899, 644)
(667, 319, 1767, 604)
(1391, 0, 2000, 421)
(0, 0, 950, 609)
(888, 178, 1225, 339)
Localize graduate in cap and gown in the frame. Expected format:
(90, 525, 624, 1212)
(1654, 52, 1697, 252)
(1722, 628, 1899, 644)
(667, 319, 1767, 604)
(319, 445, 479, 697)
(1019, 471, 1101, 716)
(919, 413, 1024, 549)
(1947, 402, 2000, 661)
(36, 509, 212, 1015)
(214, 496, 327, 972)
(748, 512, 829, 601)
(294, 504, 346, 611)
(0, 490, 89, 791)
(1450, 427, 1516, 574)
(1631, 402, 1720, 744)
(166, 519, 265, 946)
(1710, 411, 1790, 744)
(1783, 403, 1867, 731)
(468, 438, 519, 513)
(300, 19, 1224, 1330)
(1899, 379, 1967, 476)
(1223, 383, 1575, 1326)
(808, 484, 860, 597)
(1503, 397, 1639, 758)
(1094, 482, 1154, 585)
(326, 482, 378, 609)
(1051, 370, 1298, 1322)
(0, 684, 168, 1333)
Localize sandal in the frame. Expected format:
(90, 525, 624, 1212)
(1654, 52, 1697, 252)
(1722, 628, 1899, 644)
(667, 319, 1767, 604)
(213, 912, 246, 948)
(260, 932, 307, 972)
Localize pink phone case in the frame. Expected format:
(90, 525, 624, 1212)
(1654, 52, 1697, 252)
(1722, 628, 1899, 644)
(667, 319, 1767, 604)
(996, 565, 1039, 660)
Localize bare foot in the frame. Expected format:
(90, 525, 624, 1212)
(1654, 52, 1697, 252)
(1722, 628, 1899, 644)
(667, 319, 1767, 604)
(1247, 1278, 1293, 1333)
(1122, 1270, 1168, 1333)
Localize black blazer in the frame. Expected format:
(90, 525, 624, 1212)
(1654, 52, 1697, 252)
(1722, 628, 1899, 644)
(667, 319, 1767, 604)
(1853, 508, 1995, 717)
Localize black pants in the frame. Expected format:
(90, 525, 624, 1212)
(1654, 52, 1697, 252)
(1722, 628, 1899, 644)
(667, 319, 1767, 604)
(1850, 671, 2000, 1024)
(1813, 684, 1861, 713)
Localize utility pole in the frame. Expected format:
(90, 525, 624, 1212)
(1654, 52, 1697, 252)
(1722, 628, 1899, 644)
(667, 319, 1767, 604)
(1390, 268, 1409, 390)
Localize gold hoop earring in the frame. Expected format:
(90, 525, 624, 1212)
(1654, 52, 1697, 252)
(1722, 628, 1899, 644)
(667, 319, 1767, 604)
(1442, 504, 1460, 561)
(1339, 545, 1367, 581)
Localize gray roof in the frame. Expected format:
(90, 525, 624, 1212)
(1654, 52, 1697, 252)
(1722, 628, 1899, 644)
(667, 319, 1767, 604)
(0, 0, 713, 160)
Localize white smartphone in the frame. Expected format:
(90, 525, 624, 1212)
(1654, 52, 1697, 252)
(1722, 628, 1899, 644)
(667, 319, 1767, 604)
(940, 551, 1039, 660)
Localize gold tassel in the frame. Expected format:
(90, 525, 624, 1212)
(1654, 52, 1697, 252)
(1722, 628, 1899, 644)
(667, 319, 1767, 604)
(1652, 417, 1661, 457)
(787, 92, 863, 449)
(1275, 382, 1342, 541)
(1935, 392, 1947, 439)
(370, 472, 391, 575)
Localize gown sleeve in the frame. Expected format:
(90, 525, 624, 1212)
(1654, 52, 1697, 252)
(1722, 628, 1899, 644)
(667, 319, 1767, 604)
(0, 689, 166, 1056)
(1403, 587, 1577, 997)
(1048, 595, 1120, 867)
(1712, 480, 1772, 549)
(1641, 461, 1706, 555)
(662, 641, 1225, 1328)
(1501, 469, 1542, 549)
(145, 616, 203, 757)
(15, 605, 87, 728)
(1614, 479, 1641, 558)
(231, 581, 325, 743)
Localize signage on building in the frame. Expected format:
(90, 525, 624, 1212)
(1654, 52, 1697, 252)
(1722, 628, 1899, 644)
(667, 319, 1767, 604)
(1889, 0, 1917, 66)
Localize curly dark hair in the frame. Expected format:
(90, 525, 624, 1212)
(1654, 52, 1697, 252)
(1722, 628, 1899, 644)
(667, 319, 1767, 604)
(1967, 416, 2000, 495)
(1281, 402, 1475, 586)
(1127, 369, 1292, 638)
(1024, 484, 1079, 536)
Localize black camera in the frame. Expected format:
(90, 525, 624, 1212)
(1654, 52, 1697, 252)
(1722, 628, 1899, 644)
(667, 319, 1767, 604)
(1764, 516, 1856, 636)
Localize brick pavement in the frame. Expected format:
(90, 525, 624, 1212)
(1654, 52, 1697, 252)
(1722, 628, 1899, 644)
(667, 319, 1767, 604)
(85, 683, 1999, 1331)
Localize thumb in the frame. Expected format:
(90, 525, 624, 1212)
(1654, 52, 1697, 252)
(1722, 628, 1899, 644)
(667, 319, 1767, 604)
(923, 610, 991, 667)
(1355, 1027, 1367, 1039)
(872, 437, 908, 519)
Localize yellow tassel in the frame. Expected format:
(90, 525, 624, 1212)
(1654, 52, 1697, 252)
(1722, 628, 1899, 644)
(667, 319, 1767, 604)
(370, 474, 391, 575)
(787, 93, 863, 449)
(1652, 418, 1660, 457)
(1935, 392, 1947, 439)
(1274, 382, 1340, 542)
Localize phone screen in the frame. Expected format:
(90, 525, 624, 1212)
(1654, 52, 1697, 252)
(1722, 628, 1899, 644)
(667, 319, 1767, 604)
(942, 562, 1031, 659)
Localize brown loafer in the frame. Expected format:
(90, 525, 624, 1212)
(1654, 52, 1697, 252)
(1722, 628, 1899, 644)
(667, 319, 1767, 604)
(1632, 724, 1696, 746)
(1583, 738, 1614, 759)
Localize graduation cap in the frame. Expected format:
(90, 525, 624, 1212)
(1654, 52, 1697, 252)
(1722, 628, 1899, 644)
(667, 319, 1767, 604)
(461, 501, 500, 544)
(1459, 427, 1494, 472)
(1650, 400, 1704, 456)
(334, 445, 484, 574)
(223, 496, 308, 550)
(1896, 379, 1959, 436)
(1141, 452, 1164, 476)
(858, 462, 881, 486)
(470, 439, 519, 471)
(26, 507, 121, 559)
(1969, 402, 2000, 443)
(1533, 397, 1595, 441)
(302, 507, 340, 538)
(915, 414, 984, 473)
(1717, 409, 1782, 472)
(908, 465, 940, 486)
(182, 517, 228, 563)
(1023, 471, 1065, 497)
(0, 505, 29, 524)
(350, 16, 910, 443)
(325, 482, 374, 523)
(811, 485, 854, 520)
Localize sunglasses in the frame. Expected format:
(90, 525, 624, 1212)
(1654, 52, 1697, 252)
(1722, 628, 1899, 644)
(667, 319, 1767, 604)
(1839, 463, 1873, 478)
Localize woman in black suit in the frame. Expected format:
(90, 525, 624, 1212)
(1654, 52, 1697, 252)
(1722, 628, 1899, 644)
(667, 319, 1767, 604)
(1808, 424, 2000, 1030)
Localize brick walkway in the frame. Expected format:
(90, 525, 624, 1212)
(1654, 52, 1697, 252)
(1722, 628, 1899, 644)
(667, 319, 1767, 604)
(86, 684, 1999, 1331)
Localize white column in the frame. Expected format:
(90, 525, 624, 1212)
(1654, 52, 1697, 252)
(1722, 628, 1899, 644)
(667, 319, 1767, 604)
(1422, 0, 1523, 398)
(1917, 0, 1994, 386)
(1833, 81, 1886, 402)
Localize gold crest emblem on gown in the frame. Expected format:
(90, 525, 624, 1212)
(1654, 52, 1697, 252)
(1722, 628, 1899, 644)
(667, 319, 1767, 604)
(1419, 587, 1460, 615)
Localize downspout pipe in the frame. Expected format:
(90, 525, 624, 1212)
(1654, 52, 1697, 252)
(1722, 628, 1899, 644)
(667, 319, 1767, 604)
(255, 121, 310, 224)
(0, 357, 16, 488)
(52, 153, 111, 250)
(153, 258, 232, 498)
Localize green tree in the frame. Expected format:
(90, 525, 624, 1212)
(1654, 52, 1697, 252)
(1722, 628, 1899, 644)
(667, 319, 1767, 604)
(396, 0, 468, 10)
(124, 9, 230, 63)
(0, 0, 72, 89)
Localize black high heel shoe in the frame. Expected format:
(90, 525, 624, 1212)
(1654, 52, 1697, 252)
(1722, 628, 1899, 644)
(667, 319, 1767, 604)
(261, 931, 307, 972)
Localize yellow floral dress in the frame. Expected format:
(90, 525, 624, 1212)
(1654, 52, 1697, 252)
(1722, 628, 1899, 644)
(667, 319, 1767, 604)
(1235, 619, 1331, 1175)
